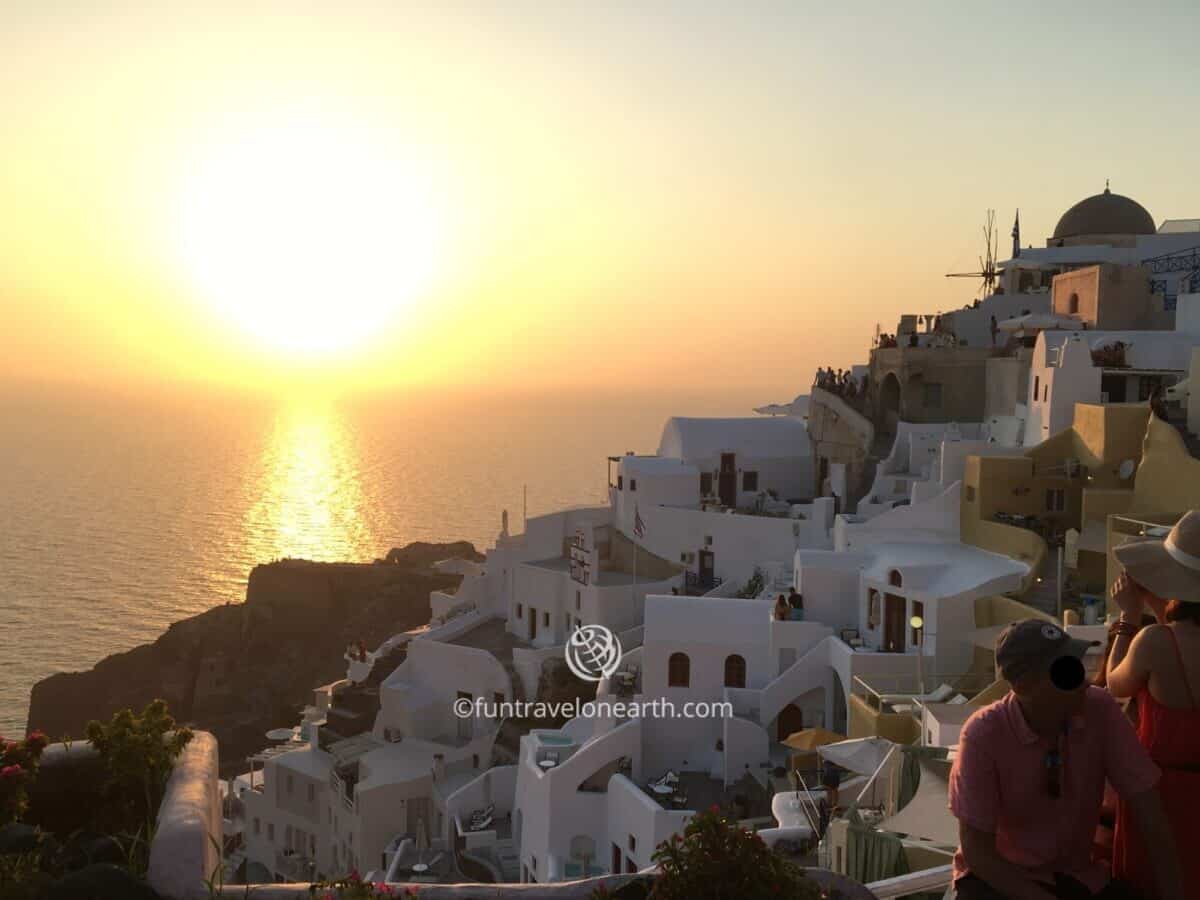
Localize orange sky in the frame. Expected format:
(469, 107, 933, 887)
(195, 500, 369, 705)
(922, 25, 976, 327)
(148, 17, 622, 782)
(4, 3, 1200, 399)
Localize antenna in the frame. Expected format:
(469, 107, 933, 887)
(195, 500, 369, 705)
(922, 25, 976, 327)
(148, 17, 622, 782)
(945, 209, 1000, 299)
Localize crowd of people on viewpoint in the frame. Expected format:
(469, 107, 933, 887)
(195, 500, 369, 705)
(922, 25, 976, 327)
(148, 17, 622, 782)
(948, 510, 1200, 900)
(814, 367, 864, 404)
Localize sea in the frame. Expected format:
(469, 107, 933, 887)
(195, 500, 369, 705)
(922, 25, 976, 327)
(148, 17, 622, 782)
(0, 380, 781, 736)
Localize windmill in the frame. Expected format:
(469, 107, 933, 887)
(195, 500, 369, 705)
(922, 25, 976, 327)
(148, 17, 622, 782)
(945, 209, 1001, 299)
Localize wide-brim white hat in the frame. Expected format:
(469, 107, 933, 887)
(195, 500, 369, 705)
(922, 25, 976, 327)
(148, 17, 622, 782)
(1113, 510, 1200, 604)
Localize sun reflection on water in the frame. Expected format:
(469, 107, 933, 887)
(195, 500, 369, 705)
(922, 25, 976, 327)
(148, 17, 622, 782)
(245, 399, 377, 563)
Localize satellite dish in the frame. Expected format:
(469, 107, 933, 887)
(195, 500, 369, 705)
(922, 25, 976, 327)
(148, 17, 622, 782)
(1118, 459, 1135, 480)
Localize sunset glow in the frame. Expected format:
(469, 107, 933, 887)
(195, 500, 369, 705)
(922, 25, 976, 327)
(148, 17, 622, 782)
(173, 114, 448, 355)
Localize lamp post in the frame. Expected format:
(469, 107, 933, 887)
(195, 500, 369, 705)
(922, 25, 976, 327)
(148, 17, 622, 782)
(910, 615, 925, 697)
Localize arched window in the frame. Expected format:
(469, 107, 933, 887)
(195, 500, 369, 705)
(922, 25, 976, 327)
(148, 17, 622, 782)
(1068, 293, 1080, 315)
(668, 652, 690, 687)
(889, 570, 902, 588)
(724, 654, 746, 688)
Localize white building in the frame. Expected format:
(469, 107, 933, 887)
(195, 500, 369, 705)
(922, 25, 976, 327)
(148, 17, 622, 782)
(1023, 327, 1198, 445)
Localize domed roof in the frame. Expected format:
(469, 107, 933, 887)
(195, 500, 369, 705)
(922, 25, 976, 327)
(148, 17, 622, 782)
(1052, 186, 1155, 239)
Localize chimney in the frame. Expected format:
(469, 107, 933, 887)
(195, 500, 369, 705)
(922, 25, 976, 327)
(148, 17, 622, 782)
(433, 753, 446, 782)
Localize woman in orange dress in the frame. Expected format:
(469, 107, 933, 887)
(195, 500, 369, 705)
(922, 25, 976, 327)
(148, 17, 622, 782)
(1106, 510, 1200, 900)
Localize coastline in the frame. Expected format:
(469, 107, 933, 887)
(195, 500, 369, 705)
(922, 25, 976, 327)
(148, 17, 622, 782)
(24, 541, 482, 776)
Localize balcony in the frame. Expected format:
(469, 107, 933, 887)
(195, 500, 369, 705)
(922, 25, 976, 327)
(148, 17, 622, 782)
(683, 571, 723, 595)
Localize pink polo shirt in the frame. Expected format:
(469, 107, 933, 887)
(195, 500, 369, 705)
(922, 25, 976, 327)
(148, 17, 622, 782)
(948, 686, 1160, 894)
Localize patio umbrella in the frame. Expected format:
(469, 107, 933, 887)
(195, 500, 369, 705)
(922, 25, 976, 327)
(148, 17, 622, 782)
(877, 756, 958, 846)
(818, 737, 894, 778)
(781, 727, 845, 751)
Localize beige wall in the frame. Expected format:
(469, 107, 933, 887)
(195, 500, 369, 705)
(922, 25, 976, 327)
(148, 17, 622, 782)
(1051, 264, 1161, 331)
(808, 390, 874, 503)
(869, 347, 993, 426)
(847, 694, 918, 744)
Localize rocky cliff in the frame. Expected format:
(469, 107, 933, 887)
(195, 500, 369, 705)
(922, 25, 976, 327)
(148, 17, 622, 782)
(26, 541, 482, 776)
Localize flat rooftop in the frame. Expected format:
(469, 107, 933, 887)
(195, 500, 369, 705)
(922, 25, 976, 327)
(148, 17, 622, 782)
(446, 616, 529, 664)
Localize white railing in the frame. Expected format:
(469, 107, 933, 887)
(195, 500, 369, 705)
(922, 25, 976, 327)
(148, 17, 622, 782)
(866, 863, 954, 898)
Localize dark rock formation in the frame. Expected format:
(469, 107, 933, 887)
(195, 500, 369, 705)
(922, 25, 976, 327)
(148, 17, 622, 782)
(27, 542, 482, 777)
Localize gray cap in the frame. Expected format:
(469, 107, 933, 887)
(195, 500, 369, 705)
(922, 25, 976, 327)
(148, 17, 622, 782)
(995, 619, 1099, 683)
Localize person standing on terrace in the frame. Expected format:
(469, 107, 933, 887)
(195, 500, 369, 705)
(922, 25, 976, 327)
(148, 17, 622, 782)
(948, 619, 1184, 900)
(1103, 510, 1200, 900)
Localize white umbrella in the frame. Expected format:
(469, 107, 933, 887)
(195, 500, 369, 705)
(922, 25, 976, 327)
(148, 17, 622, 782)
(818, 737, 895, 777)
(876, 757, 958, 846)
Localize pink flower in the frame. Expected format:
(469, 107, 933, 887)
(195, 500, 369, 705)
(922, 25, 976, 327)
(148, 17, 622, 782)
(1, 765, 24, 781)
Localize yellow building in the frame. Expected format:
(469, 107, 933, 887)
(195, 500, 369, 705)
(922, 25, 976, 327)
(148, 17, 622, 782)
(961, 402, 1150, 599)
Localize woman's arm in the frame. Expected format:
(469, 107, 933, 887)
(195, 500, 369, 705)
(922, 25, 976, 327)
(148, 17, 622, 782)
(1106, 625, 1160, 698)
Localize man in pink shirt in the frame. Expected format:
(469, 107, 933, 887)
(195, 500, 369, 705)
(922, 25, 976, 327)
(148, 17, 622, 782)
(949, 619, 1184, 900)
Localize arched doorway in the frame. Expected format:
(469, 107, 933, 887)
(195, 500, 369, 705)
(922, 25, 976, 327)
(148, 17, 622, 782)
(776, 703, 804, 741)
(879, 373, 901, 433)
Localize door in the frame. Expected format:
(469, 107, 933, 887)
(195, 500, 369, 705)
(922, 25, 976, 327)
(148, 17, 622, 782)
(777, 703, 803, 742)
(529, 606, 537, 642)
(718, 453, 737, 507)
(1100, 374, 1126, 403)
(883, 595, 905, 653)
(457, 692, 473, 741)
(612, 844, 621, 874)
(698, 550, 714, 586)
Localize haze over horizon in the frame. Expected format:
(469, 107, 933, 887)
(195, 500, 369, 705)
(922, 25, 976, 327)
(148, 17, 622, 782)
(5, 2, 1200, 396)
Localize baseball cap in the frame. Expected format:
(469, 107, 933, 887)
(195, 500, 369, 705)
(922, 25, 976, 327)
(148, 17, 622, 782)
(995, 619, 1099, 684)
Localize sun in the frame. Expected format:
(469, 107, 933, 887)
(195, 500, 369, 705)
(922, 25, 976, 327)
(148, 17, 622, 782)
(173, 115, 447, 356)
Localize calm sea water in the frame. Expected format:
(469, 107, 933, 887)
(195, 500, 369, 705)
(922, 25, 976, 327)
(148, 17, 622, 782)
(0, 381, 778, 736)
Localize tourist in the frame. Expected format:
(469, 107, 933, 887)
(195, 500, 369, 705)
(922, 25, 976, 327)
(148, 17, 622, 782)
(990, 315, 998, 346)
(949, 619, 1183, 900)
(1092, 612, 1158, 866)
(821, 758, 841, 812)
(774, 594, 789, 622)
(1102, 510, 1200, 899)
(788, 589, 804, 621)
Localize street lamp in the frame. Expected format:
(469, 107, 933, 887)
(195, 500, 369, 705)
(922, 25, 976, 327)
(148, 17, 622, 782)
(910, 615, 925, 697)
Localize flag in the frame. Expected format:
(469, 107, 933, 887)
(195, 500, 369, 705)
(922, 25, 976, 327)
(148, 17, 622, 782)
(1011, 210, 1020, 259)
(634, 505, 646, 539)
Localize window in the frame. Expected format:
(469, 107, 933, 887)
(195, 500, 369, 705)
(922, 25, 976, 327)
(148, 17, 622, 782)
(473, 754, 480, 769)
(922, 383, 943, 408)
(543, 611, 550, 627)
(628, 834, 636, 853)
(965, 485, 976, 502)
(724, 654, 746, 688)
(911, 600, 925, 646)
(254, 817, 260, 835)
(1068, 293, 1079, 315)
(700, 472, 713, 495)
(307, 783, 315, 803)
(1046, 488, 1066, 512)
(1043, 383, 1049, 402)
(516, 603, 523, 619)
(267, 823, 275, 843)
(617, 475, 623, 490)
(704, 535, 712, 547)
(287, 774, 294, 794)
(531, 856, 537, 873)
(1033, 375, 1040, 401)
(889, 570, 902, 588)
(668, 652, 690, 687)
(630, 479, 637, 491)
(742, 471, 758, 492)
(576, 590, 581, 610)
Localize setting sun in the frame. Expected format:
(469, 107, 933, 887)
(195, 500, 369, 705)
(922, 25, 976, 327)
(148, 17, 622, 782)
(172, 114, 448, 355)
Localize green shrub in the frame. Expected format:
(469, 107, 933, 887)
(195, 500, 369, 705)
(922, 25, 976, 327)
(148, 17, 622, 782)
(84, 700, 192, 836)
(647, 806, 820, 900)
